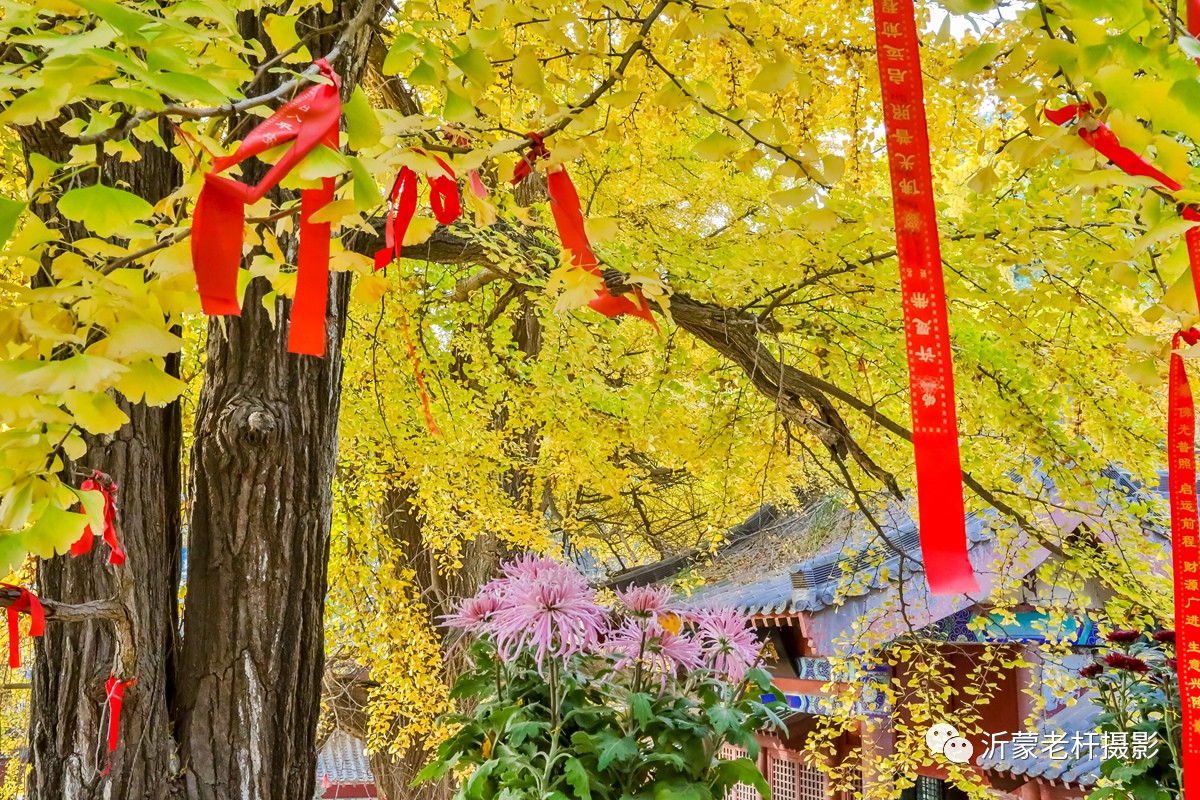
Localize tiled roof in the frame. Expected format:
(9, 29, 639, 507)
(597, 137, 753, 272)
(681, 505, 997, 618)
(316, 730, 376, 790)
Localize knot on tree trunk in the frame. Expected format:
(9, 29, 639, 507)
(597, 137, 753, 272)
(224, 401, 281, 446)
(245, 410, 278, 444)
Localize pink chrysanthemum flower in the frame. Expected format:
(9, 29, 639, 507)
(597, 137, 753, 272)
(617, 585, 674, 618)
(607, 618, 703, 677)
(490, 569, 605, 665)
(441, 592, 501, 630)
(696, 607, 761, 683)
(483, 554, 584, 601)
(498, 554, 579, 584)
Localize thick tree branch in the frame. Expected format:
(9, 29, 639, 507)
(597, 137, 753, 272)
(0, 584, 123, 623)
(73, 0, 381, 145)
(384, 220, 1070, 559)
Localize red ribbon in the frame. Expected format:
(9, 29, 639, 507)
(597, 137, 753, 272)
(191, 60, 342, 356)
(373, 155, 462, 271)
(100, 674, 135, 774)
(1189, 0, 1200, 55)
(509, 134, 656, 326)
(3, 584, 44, 669)
(511, 132, 549, 185)
(1044, 105, 1200, 304)
(372, 155, 462, 436)
(873, 0, 976, 594)
(1170, 328, 1200, 800)
(544, 167, 657, 325)
(73, 476, 124, 565)
(1045, 104, 1184, 191)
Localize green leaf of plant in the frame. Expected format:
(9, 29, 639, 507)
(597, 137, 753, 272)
(653, 781, 712, 800)
(452, 46, 495, 87)
(383, 32, 422, 75)
(444, 86, 478, 124)
(344, 87, 382, 151)
(628, 692, 654, 725)
(563, 756, 592, 800)
(263, 14, 310, 62)
(0, 197, 26, 251)
(952, 42, 1000, 81)
(144, 71, 230, 106)
(749, 57, 795, 93)
(412, 751, 459, 785)
(694, 131, 739, 162)
(58, 184, 154, 238)
(113, 361, 186, 406)
(64, 390, 130, 435)
(713, 757, 767, 794)
(71, 0, 156, 40)
(596, 736, 638, 771)
(349, 157, 384, 212)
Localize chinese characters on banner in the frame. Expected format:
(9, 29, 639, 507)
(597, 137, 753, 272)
(1170, 329, 1200, 797)
(872, 0, 977, 594)
(1043, 102, 1200, 799)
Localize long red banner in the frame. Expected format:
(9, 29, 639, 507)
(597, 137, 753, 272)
(872, 0, 976, 594)
(1046, 100, 1200, 794)
(1170, 330, 1200, 800)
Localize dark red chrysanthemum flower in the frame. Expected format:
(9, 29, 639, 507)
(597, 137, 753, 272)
(1167, 657, 1178, 671)
(1079, 663, 1104, 679)
(1103, 652, 1150, 673)
(1106, 629, 1141, 644)
(1153, 629, 1176, 645)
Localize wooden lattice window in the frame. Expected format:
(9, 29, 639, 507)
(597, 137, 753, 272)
(798, 762, 828, 800)
(770, 757, 798, 800)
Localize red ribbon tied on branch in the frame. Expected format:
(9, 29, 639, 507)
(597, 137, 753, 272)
(1044, 103, 1183, 191)
(872, 0, 976, 594)
(1169, 328, 1200, 800)
(511, 133, 657, 327)
(373, 155, 462, 270)
(3, 585, 44, 669)
(72, 475, 125, 566)
(372, 153, 463, 436)
(1044, 102, 1200, 305)
(191, 60, 342, 357)
(100, 674, 135, 774)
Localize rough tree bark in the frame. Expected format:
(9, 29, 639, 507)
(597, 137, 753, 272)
(12, 3, 377, 798)
(18, 116, 184, 799)
(170, 5, 374, 800)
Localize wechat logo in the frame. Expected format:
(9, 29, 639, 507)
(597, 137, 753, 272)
(925, 723, 974, 765)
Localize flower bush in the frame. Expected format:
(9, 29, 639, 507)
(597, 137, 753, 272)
(417, 556, 785, 800)
(1080, 628, 1180, 800)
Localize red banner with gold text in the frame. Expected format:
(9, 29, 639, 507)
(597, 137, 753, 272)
(872, 0, 976, 594)
(1170, 329, 1200, 800)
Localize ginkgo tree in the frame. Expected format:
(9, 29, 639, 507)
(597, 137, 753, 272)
(0, 0, 1194, 797)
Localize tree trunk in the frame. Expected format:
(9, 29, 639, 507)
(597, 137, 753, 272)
(29, 397, 183, 800)
(170, 6, 372, 799)
(21, 118, 184, 799)
(172, 272, 351, 800)
(326, 300, 543, 799)
(19, 3, 375, 798)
